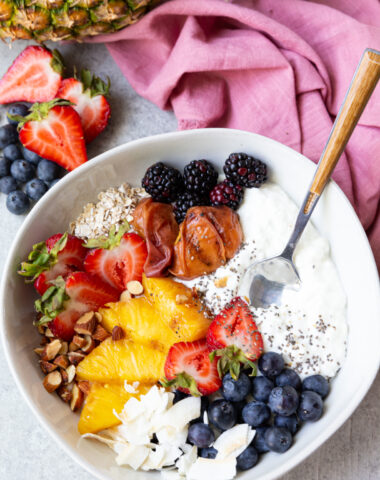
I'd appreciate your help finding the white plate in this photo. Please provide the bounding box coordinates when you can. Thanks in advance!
[1,129,380,480]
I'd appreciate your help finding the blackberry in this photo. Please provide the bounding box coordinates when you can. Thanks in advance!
[224,152,267,188]
[210,180,243,210]
[173,191,209,223]
[183,159,218,195]
[142,162,183,203]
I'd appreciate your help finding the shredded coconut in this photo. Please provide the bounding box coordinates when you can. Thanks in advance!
[70,183,148,239]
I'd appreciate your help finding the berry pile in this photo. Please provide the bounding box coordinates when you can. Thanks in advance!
[141,153,267,223]
[177,351,328,472]
[0,110,66,215]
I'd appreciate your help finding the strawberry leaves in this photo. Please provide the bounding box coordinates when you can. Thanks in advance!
[209,345,257,380]
[83,221,130,250]
[34,276,68,325]
[160,372,201,397]
[18,232,68,281]
[79,69,110,98]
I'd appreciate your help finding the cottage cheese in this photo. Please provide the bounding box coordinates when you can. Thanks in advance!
[186,183,347,378]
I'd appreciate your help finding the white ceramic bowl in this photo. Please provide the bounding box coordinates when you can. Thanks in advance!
[1,129,380,480]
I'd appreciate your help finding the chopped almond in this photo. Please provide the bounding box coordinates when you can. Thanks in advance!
[66,365,76,384]
[45,327,54,338]
[40,361,57,374]
[68,351,86,366]
[82,335,96,354]
[74,312,97,335]
[72,335,86,349]
[77,380,91,396]
[43,371,62,393]
[69,341,79,352]
[70,384,84,411]
[94,312,103,323]
[112,325,125,341]
[41,339,62,361]
[126,280,143,296]
[57,385,72,403]
[33,347,44,356]
[92,324,110,342]
[58,341,69,355]
[53,355,69,369]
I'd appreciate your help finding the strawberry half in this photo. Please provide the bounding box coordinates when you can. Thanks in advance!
[207,297,264,379]
[18,232,87,295]
[57,70,111,143]
[84,224,147,292]
[0,46,64,104]
[35,272,119,341]
[16,99,87,171]
[162,339,221,396]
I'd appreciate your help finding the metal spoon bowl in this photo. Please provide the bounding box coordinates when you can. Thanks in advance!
[240,48,380,309]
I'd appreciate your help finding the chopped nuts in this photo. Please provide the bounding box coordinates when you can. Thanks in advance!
[57,385,72,403]
[112,325,125,341]
[58,341,69,355]
[66,365,76,384]
[33,347,45,356]
[77,381,91,396]
[43,371,62,393]
[40,336,48,346]
[68,351,86,366]
[45,328,54,338]
[40,361,57,374]
[120,290,132,302]
[82,335,96,354]
[70,383,84,411]
[93,324,110,342]
[74,312,97,335]
[126,280,143,296]
[37,324,45,335]
[69,341,80,352]
[41,339,62,361]
[61,369,69,384]
[94,312,103,323]
[53,355,69,369]
[72,335,86,349]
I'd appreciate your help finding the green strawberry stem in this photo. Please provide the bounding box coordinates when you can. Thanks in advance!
[160,372,201,397]
[34,276,68,326]
[9,99,75,128]
[209,345,257,380]
[18,232,68,282]
[79,69,111,98]
[84,221,130,250]
[51,49,65,76]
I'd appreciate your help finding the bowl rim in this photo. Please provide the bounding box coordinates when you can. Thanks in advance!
[1,127,380,480]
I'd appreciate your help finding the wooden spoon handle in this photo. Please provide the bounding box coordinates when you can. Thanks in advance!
[304,49,380,212]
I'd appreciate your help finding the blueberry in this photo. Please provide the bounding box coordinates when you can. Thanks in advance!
[0,124,18,148]
[3,143,22,162]
[268,385,299,416]
[37,159,59,182]
[0,176,18,194]
[7,103,30,124]
[274,414,299,435]
[232,399,247,422]
[173,390,190,404]
[22,146,41,165]
[264,427,293,453]
[236,446,259,471]
[253,426,270,453]
[242,401,271,427]
[302,375,330,399]
[25,178,48,201]
[0,157,11,177]
[208,399,237,431]
[222,372,251,402]
[297,391,323,422]
[187,423,215,448]
[258,352,284,378]
[252,376,274,402]
[6,190,29,215]
[275,369,302,391]
[199,447,218,459]
[10,159,35,182]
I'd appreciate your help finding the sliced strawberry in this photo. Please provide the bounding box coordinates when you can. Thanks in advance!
[0,46,64,104]
[207,297,264,379]
[84,226,147,292]
[19,232,87,296]
[35,272,119,341]
[162,339,221,396]
[57,70,111,143]
[18,99,87,171]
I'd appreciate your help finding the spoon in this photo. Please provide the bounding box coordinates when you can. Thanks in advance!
[240,48,380,309]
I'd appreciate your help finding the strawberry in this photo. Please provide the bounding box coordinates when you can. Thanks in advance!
[15,99,87,171]
[35,272,119,341]
[57,70,111,143]
[207,297,264,379]
[19,232,87,295]
[83,223,147,292]
[0,46,64,104]
[161,339,221,396]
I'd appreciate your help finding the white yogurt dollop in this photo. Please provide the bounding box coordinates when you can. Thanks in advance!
[185,183,347,379]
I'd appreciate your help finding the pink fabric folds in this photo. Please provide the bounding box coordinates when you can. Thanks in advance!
[92,0,380,269]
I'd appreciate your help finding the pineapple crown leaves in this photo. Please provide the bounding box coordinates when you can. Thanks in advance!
[84,221,130,250]
[18,232,68,282]
[9,99,75,128]
[209,345,257,381]
[51,49,65,76]
[75,68,111,98]
[160,372,201,397]
[34,276,68,326]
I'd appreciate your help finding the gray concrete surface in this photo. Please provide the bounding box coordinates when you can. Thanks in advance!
[0,41,379,480]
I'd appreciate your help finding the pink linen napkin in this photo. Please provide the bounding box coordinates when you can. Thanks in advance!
[91,0,380,269]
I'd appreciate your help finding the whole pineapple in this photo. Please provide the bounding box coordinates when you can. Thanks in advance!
[0,0,160,42]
